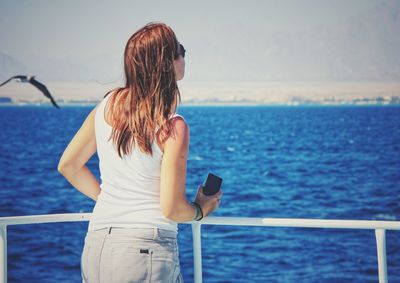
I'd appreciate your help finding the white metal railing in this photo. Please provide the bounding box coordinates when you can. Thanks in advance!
[1,214,399,283]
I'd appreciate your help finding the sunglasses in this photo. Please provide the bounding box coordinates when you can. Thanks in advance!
[176,43,186,59]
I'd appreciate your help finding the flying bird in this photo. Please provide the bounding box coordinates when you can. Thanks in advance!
[0,75,60,109]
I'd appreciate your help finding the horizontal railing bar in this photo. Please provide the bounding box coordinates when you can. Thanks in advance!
[0,213,91,226]
[200,217,400,230]
[1,214,399,230]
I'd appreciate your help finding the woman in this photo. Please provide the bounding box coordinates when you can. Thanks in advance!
[58,22,223,283]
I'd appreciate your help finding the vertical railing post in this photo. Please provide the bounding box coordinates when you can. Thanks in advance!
[191,223,202,283]
[0,225,7,283]
[375,229,388,283]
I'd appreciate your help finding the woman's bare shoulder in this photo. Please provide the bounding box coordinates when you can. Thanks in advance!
[157,116,189,153]
[170,116,189,137]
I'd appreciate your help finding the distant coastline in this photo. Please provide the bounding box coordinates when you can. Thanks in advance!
[1,80,400,107]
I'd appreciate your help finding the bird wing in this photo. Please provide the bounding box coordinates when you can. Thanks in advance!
[0,75,28,87]
[29,78,60,109]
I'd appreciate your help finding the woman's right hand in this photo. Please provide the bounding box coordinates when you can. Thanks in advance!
[194,185,223,218]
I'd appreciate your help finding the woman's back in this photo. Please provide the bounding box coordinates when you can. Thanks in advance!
[89,92,180,232]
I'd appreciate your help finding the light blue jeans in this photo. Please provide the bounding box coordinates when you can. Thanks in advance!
[81,227,183,283]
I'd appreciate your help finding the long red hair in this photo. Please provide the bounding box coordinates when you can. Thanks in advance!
[104,22,181,157]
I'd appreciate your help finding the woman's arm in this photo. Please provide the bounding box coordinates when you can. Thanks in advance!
[57,106,100,201]
[160,117,223,222]
[160,117,198,222]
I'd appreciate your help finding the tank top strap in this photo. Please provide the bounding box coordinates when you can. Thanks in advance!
[170,113,184,120]
[102,91,111,105]
[94,91,114,132]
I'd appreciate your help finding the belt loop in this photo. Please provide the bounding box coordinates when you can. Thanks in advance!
[108,227,112,234]
[153,227,159,240]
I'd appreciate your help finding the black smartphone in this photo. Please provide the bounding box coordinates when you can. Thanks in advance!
[203,173,223,196]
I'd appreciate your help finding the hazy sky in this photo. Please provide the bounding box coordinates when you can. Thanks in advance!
[1,0,399,83]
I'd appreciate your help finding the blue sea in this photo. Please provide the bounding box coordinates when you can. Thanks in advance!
[0,104,399,282]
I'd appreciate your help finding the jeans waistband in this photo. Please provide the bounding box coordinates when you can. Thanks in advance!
[87,227,177,240]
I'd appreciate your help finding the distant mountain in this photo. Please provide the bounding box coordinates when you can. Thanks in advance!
[1,1,399,83]
[0,52,31,80]
[190,0,400,81]
[0,51,123,83]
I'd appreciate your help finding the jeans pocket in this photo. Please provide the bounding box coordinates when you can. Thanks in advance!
[111,246,150,282]
[149,248,178,282]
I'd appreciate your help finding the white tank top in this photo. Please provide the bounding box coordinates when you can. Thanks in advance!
[88,93,182,233]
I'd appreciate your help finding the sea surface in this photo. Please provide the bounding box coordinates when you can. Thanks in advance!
[0,104,399,283]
